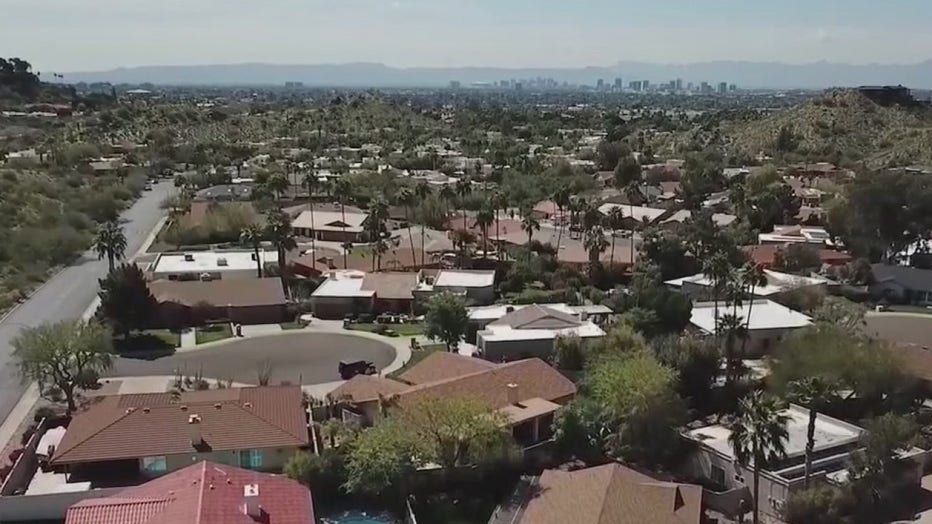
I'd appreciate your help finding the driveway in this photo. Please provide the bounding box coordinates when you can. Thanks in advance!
[0,181,175,423]
[107,332,397,386]
[866,312,932,348]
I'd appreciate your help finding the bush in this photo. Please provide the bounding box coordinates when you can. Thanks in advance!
[33,406,57,422]
[284,450,347,502]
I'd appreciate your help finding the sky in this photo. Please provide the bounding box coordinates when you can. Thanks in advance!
[3,0,932,72]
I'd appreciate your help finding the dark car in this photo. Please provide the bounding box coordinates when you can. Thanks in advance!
[339,360,376,380]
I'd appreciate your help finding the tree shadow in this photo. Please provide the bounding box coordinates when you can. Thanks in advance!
[113,333,177,360]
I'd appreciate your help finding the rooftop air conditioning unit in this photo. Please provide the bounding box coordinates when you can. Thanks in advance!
[183,253,195,262]
[251,253,258,261]
[217,257,228,267]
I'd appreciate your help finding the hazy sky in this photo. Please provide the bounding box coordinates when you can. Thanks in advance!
[3,0,931,72]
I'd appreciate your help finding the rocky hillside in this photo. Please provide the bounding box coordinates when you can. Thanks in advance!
[724,90,932,168]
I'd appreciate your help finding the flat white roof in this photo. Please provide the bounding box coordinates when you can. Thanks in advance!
[686,404,863,464]
[479,322,605,343]
[468,303,612,321]
[666,269,829,296]
[598,203,736,227]
[434,270,495,288]
[312,270,374,298]
[292,210,368,233]
[152,250,278,274]
[689,299,812,333]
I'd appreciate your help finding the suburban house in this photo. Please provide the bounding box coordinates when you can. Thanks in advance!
[665,269,830,302]
[50,387,309,480]
[148,250,280,281]
[310,270,418,319]
[489,219,639,269]
[683,405,924,521]
[468,303,613,331]
[474,304,607,361]
[688,300,812,356]
[328,353,576,449]
[870,264,932,305]
[149,278,288,326]
[291,209,369,243]
[743,244,852,269]
[414,269,496,305]
[64,461,314,524]
[194,184,253,202]
[508,463,703,524]
[597,203,737,229]
[758,225,836,246]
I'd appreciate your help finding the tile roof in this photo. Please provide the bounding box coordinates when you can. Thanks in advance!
[52,387,308,465]
[149,278,286,308]
[743,244,852,267]
[65,460,314,524]
[518,463,702,524]
[395,358,576,410]
[871,263,932,293]
[361,272,418,300]
[397,352,497,385]
[329,375,409,403]
[491,304,582,330]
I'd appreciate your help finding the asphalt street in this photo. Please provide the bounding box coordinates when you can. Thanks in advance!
[108,332,397,386]
[0,180,175,424]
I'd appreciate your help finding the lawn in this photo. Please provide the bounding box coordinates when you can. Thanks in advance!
[351,323,425,337]
[195,323,233,345]
[387,344,444,379]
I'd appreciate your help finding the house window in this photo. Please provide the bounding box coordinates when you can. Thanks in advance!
[711,464,726,486]
[142,456,167,474]
[239,449,263,469]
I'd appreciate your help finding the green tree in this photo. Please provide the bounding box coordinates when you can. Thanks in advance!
[94,219,127,272]
[475,203,495,258]
[729,391,790,524]
[788,376,839,487]
[847,413,919,522]
[333,178,353,269]
[415,182,432,266]
[552,397,613,463]
[366,195,390,271]
[343,419,417,496]
[652,334,719,409]
[774,244,822,274]
[613,154,641,188]
[455,177,472,231]
[284,449,347,501]
[396,187,418,267]
[584,225,609,279]
[13,320,114,413]
[520,208,540,246]
[265,209,297,292]
[424,292,468,351]
[239,223,265,278]
[302,171,320,256]
[552,185,571,251]
[605,207,625,269]
[97,263,157,339]
[552,335,586,371]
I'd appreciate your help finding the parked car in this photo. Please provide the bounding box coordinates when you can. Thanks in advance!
[339,360,376,380]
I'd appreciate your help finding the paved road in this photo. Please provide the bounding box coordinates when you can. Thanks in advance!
[107,333,397,386]
[865,312,932,348]
[0,181,175,423]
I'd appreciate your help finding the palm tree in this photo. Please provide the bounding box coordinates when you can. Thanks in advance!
[476,204,495,258]
[450,229,476,269]
[240,223,265,278]
[729,391,789,524]
[396,188,418,268]
[94,220,127,273]
[605,207,625,269]
[492,190,507,255]
[302,171,319,255]
[333,178,353,269]
[552,186,571,250]
[624,182,643,266]
[703,252,733,344]
[584,225,609,280]
[266,173,290,202]
[788,376,839,488]
[455,177,472,231]
[265,209,297,294]
[415,182,431,267]
[739,263,767,356]
[520,209,540,247]
[439,185,456,226]
[367,196,390,271]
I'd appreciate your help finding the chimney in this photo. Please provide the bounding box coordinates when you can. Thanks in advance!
[243,483,263,520]
[505,306,515,313]
[506,383,519,406]
[188,414,203,446]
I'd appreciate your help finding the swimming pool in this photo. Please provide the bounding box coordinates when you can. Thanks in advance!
[320,510,399,524]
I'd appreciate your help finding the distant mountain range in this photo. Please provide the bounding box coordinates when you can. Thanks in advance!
[58,60,932,89]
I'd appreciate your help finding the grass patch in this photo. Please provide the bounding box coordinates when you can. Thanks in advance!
[387,344,444,380]
[195,323,233,345]
[351,323,425,337]
[279,320,308,330]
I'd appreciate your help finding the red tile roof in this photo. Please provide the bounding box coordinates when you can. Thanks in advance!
[65,460,314,524]
[52,387,308,465]
[397,352,497,385]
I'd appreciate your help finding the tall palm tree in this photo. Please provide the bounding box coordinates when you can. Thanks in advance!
[729,391,789,524]
[702,252,733,344]
[605,207,625,269]
[739,263,767,356]
[455,176,472,231]
[492,190,507,255]
[624,182,643,266]
[302,171,319,256]
[266,173,290,203]
[414,182,431,267]
[439,185,456,227]
[333,178,353,269]
[788,376,839,488]
[265,209,297,294]
[367,196,390,271]
[520,209,540,247]
[584,225,609,280]
[552,186,571,250]
[94,220,127,273]
[476,204,495,258]
[396,188,418,268]
[240,223,265,278]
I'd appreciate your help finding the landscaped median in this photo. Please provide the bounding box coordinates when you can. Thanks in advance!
[347,323,425,337]
[195,323,233,345]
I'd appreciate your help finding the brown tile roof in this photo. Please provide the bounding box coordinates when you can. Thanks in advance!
[329,375,409,403]
[395,358,576,410]
[397,352,497,385]
[149,278,286,308]
[519,463,702,524]
[492,304,582,330]
[52,386,308,465]
[490,219,637,267]
[65,461,314,524]
[742,244,852,268]
[361,272,418,300]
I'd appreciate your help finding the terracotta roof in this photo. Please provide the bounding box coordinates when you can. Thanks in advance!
[492,304,582,330]
[397,352,497,385]
[65,460,314,524]
[149,278,286,308]
[743,244,852,268]
[329,375,409,403]
[518,463,702,524]
[395,358,576,410]
[490,219,637,267]
[52,387,308,465]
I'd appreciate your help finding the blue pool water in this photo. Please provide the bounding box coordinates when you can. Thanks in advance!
[320,510,398,524]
